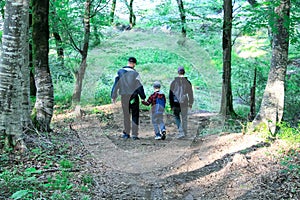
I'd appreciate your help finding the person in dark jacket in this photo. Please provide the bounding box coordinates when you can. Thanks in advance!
[111,57,146,140]
[169,66,194,139]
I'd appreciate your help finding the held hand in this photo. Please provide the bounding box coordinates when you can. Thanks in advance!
[141,99,147,105]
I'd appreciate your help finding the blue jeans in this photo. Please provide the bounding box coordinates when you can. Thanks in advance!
[173,106,188,134]
[151,113,166,136]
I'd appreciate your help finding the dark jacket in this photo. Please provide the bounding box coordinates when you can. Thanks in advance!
[111,66,146,100]
[169,76,194,108]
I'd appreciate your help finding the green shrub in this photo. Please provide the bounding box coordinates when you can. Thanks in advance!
[277,122,300,144]
[53,80,73,108]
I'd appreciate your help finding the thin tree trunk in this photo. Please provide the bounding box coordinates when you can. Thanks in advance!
[176,0,187,37]
[252,0,290,135]
[124,0,135,28]
[53,32,64,66]
[129,0,135,27]
[220,0,236,117]
[110,0,117,24]
[32,0,54,132]
[0,0,30,151]
[72,0,91,104]
[50,0,64,67]
[29,12,37,96]
[248,67,257,121]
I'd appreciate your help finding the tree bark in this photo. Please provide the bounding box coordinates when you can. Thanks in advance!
[176,0,187,37]
[0,0,30,151]
[32,0,54,132]
[248,67,257,121]
[124,0,135,28]
[110,0,117,24]
[72,0,91,104]
[252,0,290,135]
[220,0,236,117]
[129,0,136,27]
[50,0,64,67]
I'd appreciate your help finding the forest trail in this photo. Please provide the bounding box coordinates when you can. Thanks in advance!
[53,104,290,199]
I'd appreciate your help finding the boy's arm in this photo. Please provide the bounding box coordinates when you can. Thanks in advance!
[142,95,152,106]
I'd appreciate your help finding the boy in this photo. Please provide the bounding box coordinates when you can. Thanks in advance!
[142,81,166,140]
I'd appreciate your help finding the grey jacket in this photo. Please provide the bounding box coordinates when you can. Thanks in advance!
[111,66,146,100]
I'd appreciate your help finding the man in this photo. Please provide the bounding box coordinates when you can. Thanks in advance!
[169,66,194,139]
[111,57,146,140]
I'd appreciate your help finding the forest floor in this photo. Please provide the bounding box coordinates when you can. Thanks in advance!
[48,103,299,200]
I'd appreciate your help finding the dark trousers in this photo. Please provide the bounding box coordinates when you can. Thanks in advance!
[121,95,139,136]
[173,106,188,134]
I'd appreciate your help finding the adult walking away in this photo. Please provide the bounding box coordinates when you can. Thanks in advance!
[111,57,146,140]
[169,66,194,139]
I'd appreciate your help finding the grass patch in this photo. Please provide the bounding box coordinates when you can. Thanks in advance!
[85,31,221,111]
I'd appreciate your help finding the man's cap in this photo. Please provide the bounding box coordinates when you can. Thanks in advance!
[153,81,161,88]
[178,66,185,73]
[128,57,137,64]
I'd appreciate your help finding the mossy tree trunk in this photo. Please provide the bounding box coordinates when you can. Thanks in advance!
[252,0,290,135]
[0,0,30,151]
[32,0,54,132]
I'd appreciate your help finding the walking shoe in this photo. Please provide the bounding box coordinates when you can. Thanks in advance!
[155,135,162,140]
[161,131,166,140]
[176,132,185,139]
[121,133,130,139]
[132,136,140,140]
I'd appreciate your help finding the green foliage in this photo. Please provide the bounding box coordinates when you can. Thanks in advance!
[284,67,300,124]
[277,122,300,144]
[231,57,269,115]
[0,147,92,199]
[60,159,73,169]
[94,75,112,105]
[53,80,73,109]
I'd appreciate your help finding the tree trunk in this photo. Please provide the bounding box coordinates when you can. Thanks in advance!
[50,0,64,67]
[32,0,54,132]
[124,0,135,28]
[252,0,290,135]
[220,0,236,117]
[176,0,187,37]
[29,8,37,96]
[53,32,64,66]
[110,0,117,24]
[248,67,257,121]
[72,0,91,104]
[0,0,30,151]
[129,0,135,27]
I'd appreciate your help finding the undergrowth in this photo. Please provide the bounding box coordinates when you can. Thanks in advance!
[0,131,92,200]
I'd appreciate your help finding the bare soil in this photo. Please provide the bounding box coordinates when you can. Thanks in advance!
[51,103,299,200]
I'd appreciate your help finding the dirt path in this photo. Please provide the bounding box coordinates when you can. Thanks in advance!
[57,104,296,200]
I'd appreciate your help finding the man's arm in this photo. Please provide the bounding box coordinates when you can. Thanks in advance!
[111,76,120,103]
[169,82,175,109]
[187,80,194,107]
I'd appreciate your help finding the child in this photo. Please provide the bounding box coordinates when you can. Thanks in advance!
[142,81,166,140]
